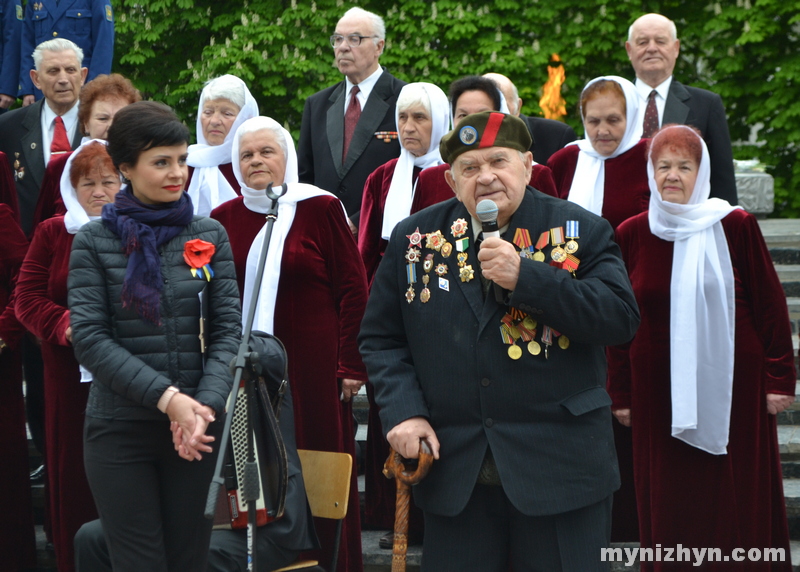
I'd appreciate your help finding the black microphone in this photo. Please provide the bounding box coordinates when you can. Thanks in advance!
[476,199,500,238]
[475,199,506,303]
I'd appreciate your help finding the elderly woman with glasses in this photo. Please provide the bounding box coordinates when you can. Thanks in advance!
[607,125,794,569]
[211,116,368,572]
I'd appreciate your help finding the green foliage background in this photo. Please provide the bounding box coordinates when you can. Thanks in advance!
[111,0,800,216]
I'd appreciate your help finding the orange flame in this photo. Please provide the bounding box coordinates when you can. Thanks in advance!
[539,54,567,121]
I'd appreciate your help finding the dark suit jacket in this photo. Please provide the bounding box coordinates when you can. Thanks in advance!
[0,99,81,235]
[297,69,406,222]
[519,113,577,166]
[359,189,640,517]
[663,80,738,205]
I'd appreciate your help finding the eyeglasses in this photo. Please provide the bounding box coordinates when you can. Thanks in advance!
[329,34,379,48]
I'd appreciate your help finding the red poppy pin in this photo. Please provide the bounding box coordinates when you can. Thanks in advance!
[183,239,216,281]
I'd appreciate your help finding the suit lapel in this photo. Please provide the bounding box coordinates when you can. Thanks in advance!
[20,100,45,190]
[326,82,346,176]
[663,80,690,125]
[341,70,392,176]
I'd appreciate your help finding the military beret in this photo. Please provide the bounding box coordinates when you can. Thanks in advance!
[439,111,532,164]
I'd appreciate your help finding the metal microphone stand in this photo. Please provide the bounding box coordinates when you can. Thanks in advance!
[205,182,288,572]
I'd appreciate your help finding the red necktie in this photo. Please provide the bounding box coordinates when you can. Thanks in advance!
[642,90,659,138]
[343,85,361,161]
[51,116,71,162]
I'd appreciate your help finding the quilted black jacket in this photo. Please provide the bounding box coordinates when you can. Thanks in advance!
[68,217,241,420]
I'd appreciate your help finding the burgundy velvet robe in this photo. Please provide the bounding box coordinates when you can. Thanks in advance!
[0,152,21,223]
[548,140,650,231]
[0,205,36,570]
[32,153,70,236]
[548,139,650,541]
[211,195,367,572]
[608,210,794,570]
[15,216,98,572]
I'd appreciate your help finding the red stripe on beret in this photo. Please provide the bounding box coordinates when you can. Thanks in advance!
[479,113,505,148]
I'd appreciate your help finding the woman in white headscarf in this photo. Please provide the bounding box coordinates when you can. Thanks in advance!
[186,74,259,216]
[548,75,649,230]
[359,82,452,287]
[608,125,794,570]
[15,140,119,572]
[210,116,368,572]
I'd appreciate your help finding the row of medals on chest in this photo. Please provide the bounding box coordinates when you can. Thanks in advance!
[403,218,582,360]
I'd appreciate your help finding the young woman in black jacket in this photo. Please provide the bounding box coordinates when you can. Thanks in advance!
[68,101,242,571]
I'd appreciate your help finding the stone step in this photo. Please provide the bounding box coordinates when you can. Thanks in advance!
[777,266,800,297]
[771,248,800,266]
[759,219,800,251]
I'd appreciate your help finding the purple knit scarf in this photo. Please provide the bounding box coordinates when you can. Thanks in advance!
[102,186,194,325]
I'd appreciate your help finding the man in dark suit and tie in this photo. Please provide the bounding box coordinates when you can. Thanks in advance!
[360,111,640,571]
[0,37,85,236]
[627,13,738,204]
[297,7,405,233]
[484,72,577,166]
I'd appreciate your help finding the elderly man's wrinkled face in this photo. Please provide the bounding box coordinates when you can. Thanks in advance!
[445,147,532,228]
[239,129,286,190]
[626,15,680,87]
[31,49,87,115]
[334,13,384,84]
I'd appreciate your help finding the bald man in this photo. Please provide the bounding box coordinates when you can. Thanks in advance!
[483,72,576,166]
[626,13,737,204]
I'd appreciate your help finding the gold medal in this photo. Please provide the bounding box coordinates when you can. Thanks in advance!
[523,316,537,330]
[459,265,474,282]
[558,335,570,349]
[532,251,545,262]
[435,263,448,276]
[405,285,415,303]
[565,240,579,254]
[441,242,453,258]
[551,246,567,263]
[528,341,541,355]
[565,220,579,255]
[457,252,468,267]
[420,288,430,303]
[508,344,523,360]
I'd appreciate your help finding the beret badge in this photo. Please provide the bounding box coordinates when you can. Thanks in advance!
[459,126,478,146]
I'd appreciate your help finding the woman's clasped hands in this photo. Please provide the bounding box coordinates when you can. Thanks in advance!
[167,393,217,461]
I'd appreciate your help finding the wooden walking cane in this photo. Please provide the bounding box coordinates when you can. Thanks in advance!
[383,440,434,572]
